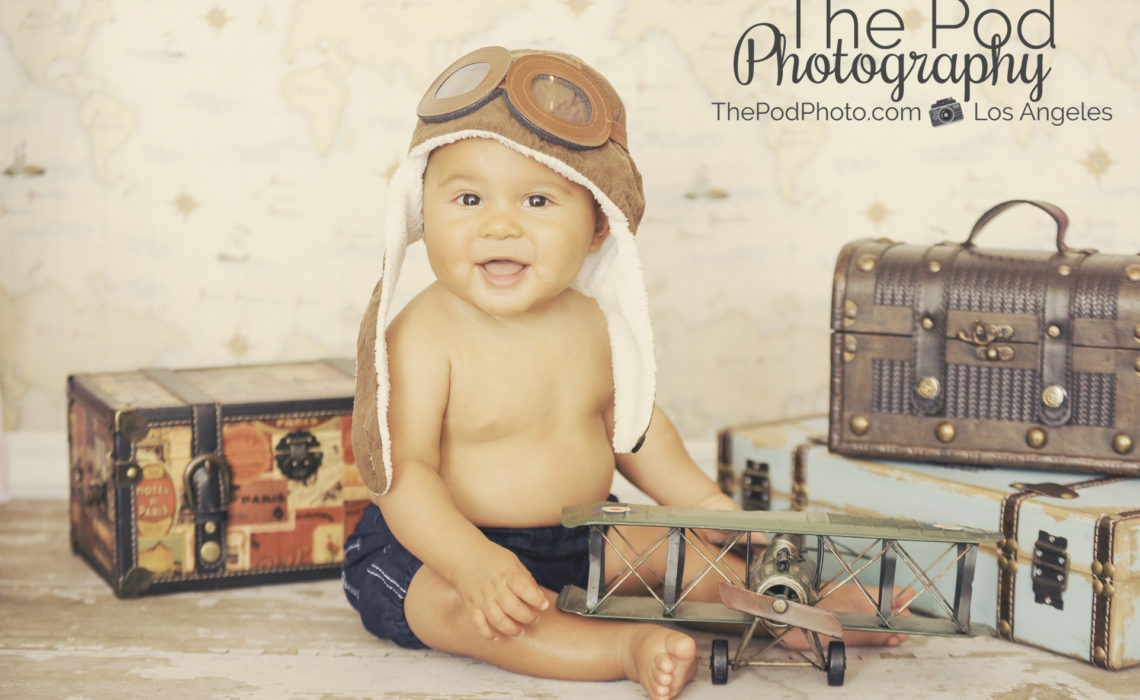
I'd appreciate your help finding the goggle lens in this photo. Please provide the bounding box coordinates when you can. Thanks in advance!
[529,74,593,125]
[435,62,493,100]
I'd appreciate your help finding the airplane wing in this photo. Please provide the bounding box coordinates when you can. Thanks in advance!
[562,502,1001,544]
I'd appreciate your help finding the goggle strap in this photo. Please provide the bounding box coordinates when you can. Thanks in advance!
[608,119,628,151]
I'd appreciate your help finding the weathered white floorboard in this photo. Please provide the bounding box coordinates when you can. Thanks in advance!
[2,499,1138,700]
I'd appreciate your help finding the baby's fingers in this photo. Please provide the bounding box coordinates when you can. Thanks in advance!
[510,576,550,614]
[469,608,498,641]
[498,583,548,630]
[484,601,524,638]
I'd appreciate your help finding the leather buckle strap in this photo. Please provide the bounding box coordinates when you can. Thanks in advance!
[1038,253,1084,427]
[911,244,962,416]
[141,368,232,573]
[184,454,231,573]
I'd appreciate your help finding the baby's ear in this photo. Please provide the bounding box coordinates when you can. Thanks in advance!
[589,201,610,252]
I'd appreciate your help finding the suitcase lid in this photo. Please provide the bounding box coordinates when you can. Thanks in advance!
[790,429,1140,582]
[70,359,355,414]
[733,418,1139,580]
[831,238,1140,352]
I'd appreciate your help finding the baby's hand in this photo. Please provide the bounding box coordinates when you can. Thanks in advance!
[691,492,739,513]
[690,491,756,545]
[450,543,549,640]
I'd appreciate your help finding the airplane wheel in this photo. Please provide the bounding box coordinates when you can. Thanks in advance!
[826,641,846,687]
[710,638,729,685]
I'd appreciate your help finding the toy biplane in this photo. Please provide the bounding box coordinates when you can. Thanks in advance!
[556,502,1000,686]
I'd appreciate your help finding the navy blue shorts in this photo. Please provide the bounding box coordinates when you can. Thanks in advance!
[342,503,601,649]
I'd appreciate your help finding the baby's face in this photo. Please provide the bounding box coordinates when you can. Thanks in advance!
[421,138,608,319]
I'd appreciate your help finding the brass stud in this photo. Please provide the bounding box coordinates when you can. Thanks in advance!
[857,255,877,273]
[1026,428,1047,449]
[1134,324,1140,342]
[1113,434,1134,455]
[1041,384,1067,408]
[935,421,957,443]
[204,521,218,535]
[125,466,140,481]
[1047,324,1062,338]
[850,414,870,436]
[921,316,935,330]
[200,541,222,563]
[1134,356,1140,374]
[928,261,942,273]
[844,336,858,353]
[998,620,1011,637]
[1103,562,1116,579]
[986,347,999,360]
[1103,582,1116,598]
[1093,647,1107,665]
[115,410,151,443]
[915,376,941,400]
[844,300,858,328]
[772,598,789,614]
[1058,264,1072,277]
[1092,561,1103,576]
[1093,578,1104,595]
[1126,264,1140,282]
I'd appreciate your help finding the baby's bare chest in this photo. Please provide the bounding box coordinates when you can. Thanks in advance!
[444,322,613,433]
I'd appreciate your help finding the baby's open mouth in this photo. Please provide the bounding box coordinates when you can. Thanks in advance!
[479,259,528,283]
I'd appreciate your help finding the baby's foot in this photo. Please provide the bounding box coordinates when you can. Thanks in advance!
[623,626,697,700]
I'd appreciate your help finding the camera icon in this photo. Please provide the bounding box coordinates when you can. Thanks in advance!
[930,98,964,127]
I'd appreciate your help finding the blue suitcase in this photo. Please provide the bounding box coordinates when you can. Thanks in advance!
[717,417,1140,670]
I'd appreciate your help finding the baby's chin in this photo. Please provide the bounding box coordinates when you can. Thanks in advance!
[468,284,573,319]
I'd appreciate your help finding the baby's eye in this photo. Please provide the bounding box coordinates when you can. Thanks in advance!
[524,195,549,208]
[456,193,480,206]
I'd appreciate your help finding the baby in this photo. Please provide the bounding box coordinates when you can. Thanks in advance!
[342,47,899,700]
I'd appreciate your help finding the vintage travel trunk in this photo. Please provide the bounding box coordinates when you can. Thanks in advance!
[717,417,1140,670]
[67,359,372,597]
[829,200,1140,475]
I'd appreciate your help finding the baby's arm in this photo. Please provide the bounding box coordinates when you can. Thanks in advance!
[615,405,737,512]
[375,308,549,640]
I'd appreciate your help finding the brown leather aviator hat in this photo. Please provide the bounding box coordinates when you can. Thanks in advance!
[352,46,654,495]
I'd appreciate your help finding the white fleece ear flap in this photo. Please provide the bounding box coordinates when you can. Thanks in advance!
[372,131,656,486]
[370,148,429,492]
[574,229,656,452]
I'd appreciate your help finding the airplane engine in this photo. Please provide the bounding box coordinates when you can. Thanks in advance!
[751,534,818,608]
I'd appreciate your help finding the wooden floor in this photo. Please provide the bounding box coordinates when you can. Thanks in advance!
[3,498,1139,700]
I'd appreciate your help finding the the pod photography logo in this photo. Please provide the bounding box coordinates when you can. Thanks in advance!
[716,0,1114,129]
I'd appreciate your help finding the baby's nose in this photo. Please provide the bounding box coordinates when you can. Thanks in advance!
[479,210,523,239]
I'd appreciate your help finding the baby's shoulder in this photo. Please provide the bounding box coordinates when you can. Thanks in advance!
[385,284,453,351]
[555,289,609,336]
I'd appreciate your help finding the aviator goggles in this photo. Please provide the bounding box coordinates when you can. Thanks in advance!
[417,46,627,151]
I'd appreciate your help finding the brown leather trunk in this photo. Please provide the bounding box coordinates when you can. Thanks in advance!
[829,200,1140,475]
[67,359,368,597]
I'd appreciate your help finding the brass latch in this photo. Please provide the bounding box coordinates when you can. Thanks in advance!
[741,459,771,511]
[1032,530,1068,610]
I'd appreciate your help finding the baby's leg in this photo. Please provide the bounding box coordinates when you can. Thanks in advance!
[404,564,698,700]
